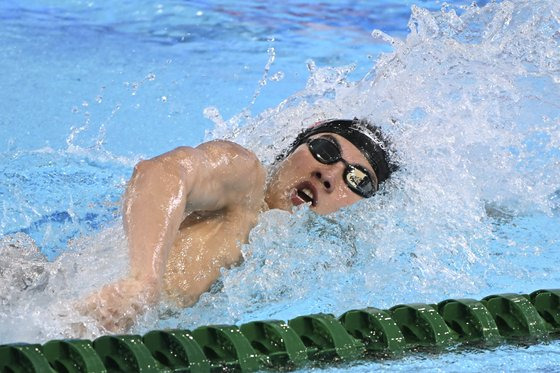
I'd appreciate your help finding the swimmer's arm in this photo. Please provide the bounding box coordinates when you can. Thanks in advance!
[123,140,266,295]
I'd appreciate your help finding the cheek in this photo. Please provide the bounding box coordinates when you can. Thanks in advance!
[281,154,313,181]
[333,180,362,203]
[316,185,362,214]
[269,155,310,195]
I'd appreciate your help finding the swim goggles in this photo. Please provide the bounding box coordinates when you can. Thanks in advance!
[307,136,378,198]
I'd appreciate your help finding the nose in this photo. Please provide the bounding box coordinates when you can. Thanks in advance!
[312,164,343,193]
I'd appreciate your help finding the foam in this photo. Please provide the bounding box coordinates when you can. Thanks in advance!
[184,0,560,327]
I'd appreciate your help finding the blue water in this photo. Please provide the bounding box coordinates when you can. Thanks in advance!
[1,0,560,371]
[0,0,432,257]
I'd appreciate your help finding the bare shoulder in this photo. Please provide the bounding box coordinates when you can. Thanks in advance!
[148,141,263,175]
[163,140,266,212]
[196,140,260,164]
[197,141,265,181]
[156,140,258,164]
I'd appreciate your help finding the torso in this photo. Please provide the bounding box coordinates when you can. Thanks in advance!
[163,201,263,307]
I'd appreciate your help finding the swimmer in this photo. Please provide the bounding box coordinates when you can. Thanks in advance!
[81,118,396,332]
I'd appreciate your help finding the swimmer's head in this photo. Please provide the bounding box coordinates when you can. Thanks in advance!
[265,118,397,214]
[283,118,396,185]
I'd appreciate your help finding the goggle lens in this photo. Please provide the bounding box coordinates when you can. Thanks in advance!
[307,137,340,164]
[344,165,376,197]
[307,137,377,198]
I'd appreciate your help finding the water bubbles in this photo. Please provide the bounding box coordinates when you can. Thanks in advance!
[203,106,221,121]
[269,71,284,82]
[371,29,401,47]
[306,59,316,72]
[203,106,227,135]
[195,0,560,326]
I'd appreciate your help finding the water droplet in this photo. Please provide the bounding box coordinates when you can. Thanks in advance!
[306,59,316,72]
[269,71,284,82]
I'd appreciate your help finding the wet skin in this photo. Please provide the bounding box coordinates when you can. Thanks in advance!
[82,134,376,331]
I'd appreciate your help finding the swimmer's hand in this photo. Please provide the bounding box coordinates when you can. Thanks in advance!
[78,277,158,333]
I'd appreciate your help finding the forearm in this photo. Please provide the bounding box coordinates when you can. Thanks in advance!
[123,156,191,290]
[80,157,191,331]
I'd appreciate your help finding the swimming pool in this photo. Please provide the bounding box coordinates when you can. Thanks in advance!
[1,0,559,370]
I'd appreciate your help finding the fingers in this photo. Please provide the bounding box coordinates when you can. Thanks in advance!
[74,278,156,334]
[75,288,129,333]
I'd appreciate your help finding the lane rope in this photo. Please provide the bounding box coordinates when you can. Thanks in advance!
[1,289,559,372]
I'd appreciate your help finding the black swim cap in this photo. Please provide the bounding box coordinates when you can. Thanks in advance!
[283,118,396,186]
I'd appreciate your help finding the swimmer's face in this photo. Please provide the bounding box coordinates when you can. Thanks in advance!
[265,133,378,215]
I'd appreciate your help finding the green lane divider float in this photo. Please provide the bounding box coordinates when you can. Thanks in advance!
[1,289,559,372]
[240,320,308,367]
[143,329,210,372]
[43,340,106,373]
[191,324,263,371]
[93,335,163,372]
[389,303,456,348]
[339,307,406,354]
[529,289,560,332]
[437,298,502,344]
[0,344,55,373]
[482,293,549,339]
[288,313,364,361]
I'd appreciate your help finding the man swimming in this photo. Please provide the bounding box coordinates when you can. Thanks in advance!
[82,118,396,331]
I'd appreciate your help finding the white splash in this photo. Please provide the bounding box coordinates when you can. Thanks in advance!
[0,227,129,343]
[183,0,560,327]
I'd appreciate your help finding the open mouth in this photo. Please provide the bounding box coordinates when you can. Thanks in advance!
[290,182,317,207]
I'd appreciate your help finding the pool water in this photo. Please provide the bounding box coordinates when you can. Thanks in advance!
[1,0,560,371]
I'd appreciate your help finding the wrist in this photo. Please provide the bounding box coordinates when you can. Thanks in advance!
[130,272,160,290]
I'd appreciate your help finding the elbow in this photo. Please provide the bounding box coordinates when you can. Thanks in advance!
[133,159,152,175]
[131,158,167,181]
[129,160,155,185]
[133,146,196,176]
